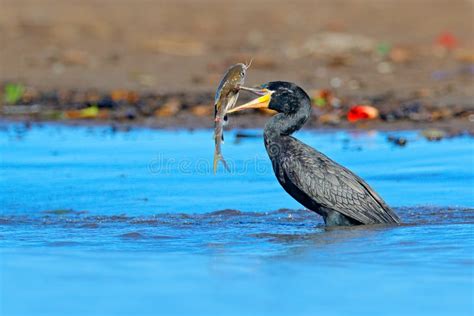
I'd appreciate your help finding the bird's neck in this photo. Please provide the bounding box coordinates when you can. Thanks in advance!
[264,107,310,143]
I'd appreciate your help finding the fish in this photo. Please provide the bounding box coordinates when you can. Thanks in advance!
[213,62,250,173]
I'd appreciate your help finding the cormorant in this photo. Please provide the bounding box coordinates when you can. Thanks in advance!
[229,81,401,226]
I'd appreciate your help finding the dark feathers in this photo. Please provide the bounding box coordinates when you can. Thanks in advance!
[273,136,400,225]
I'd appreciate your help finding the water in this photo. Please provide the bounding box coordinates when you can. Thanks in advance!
[1,123,473,315]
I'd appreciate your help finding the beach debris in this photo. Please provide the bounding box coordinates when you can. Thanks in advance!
[213,63,249,173]
[4,83,25,104]
[1,83,469,133]
[403,102,431,121]
[114,107,137,121]
[311,89,341,108]
[376,42,391,57]
[430,108,453,121]
[389,47,412,64]
[70,106,98,119]
[387,135,407,147]
[191,104,212,117]
[235,131,261,139]
[96,96,117,109]
[421,129,446,141]
[85,90,101,105]
[63,105,109,119]
[154,98,181,117]
[347,105,379,122]
[313,91,328,107]
[380,101,432,122]
[455,50,474,63]
[2,104,41,115]
[128,108,139,120]
[234,131,262,143]
[21,87,40,104]
[111,90,139,104]
[375,43,412,64]
[436,32,458,50]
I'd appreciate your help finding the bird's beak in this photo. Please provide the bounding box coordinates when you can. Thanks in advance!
[228,88,274,113]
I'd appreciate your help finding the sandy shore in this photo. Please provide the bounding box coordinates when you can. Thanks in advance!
[1,0,473,132]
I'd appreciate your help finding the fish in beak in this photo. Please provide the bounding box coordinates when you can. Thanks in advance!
[227,88,274,113]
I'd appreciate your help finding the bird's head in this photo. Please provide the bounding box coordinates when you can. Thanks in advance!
[228,81,310,115]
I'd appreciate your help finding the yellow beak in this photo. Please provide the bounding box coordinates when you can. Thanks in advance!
[227,89,274,113]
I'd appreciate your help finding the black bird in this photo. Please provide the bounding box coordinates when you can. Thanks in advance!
[229,82,401,226]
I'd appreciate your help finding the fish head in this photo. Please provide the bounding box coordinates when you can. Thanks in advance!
[224,63,247,87]
[214,63,248,106]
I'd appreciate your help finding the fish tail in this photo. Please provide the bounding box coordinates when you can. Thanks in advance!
[213,152,219,174]
[213,152,230,174]
[220,156,230,172]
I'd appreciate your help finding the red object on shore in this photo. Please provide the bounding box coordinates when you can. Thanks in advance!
[347,105,379,122]
[436,32,458,49]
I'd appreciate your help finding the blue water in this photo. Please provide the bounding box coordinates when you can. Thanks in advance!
[1,123,473,315]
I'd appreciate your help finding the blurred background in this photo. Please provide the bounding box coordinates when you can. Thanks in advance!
[1,0,473,130]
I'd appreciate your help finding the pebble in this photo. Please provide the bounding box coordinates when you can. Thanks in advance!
[421,129,446,141]
[387,135,407,147]
[155,98,181,117]
[190,105,212,117]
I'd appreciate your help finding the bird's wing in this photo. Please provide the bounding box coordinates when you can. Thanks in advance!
[280,139,400,224]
